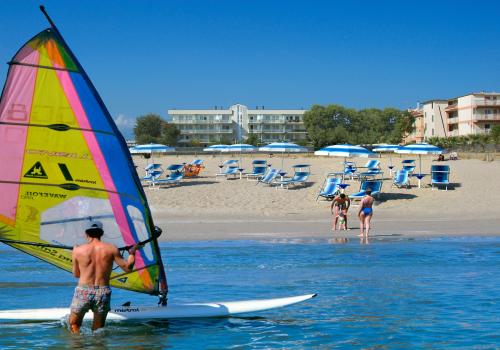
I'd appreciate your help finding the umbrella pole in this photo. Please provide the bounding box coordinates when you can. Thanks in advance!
[419,155,422,175]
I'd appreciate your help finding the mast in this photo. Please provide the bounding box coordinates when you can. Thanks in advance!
[37,6,169,302]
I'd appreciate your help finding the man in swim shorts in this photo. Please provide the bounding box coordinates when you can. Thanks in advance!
[69,221,138,334]
[358,188,374,237]
[331,193,351,230]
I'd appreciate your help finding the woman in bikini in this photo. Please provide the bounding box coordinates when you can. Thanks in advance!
[358,188,374,237]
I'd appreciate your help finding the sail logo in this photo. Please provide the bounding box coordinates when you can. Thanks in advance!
[24,162,48,179]
[117,277,128,283]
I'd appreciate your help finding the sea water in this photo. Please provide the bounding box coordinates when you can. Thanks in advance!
[0,236,499,349]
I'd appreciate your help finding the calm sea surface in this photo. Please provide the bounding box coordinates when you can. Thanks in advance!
[0,236,499,349]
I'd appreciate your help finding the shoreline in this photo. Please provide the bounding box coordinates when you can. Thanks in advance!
[154,213,500,242]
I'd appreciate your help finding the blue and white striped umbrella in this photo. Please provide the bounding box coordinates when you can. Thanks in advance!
[259,142,307,153]
[314,144,373,180]
[395,143,443,175]
[203,144,229,152]
[314,144,373,158]
[130,143,175,154]
[223,144,257,152]
[395,143,443,155]
[223,144,256,169]
[259,142,308,169]
[372,144,401,152]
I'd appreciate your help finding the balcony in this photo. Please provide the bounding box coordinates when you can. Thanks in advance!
[180,129,233,134]
[474,98,500,107]
[448,117,459,124]
[173,119,232,124]
[448,130,459,137]
[473,114,500,122]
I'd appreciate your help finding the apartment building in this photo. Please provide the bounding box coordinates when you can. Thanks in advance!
[406,92,499,142]
[445,92,500,137]
[168,104,307,146]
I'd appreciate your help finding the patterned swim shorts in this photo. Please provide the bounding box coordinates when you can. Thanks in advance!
[70,285,112,314]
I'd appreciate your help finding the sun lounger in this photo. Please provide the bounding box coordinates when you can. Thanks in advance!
[246,166,267,181]
[349,180,383,202]
[359,159,380,170]
[183,159,205,177]
[216,165,239,179]
[151,164,184,187]
[316,177,341,201]
[257,168,278,185]
[156,171,184,187]
[431,165,450,190]
[392,170,410,189]
[275,171,310,189]
[402,165,416,175]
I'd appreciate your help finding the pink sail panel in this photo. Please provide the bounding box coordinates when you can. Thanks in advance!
[0,48,39,225]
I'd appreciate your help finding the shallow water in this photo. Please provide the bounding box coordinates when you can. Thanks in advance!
[0,236,499,349]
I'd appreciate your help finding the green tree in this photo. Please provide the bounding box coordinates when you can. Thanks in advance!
[490,125,500,145]
[134,114,163,144]
[134,113,180,145]
[160,122,180,146]
[303,104,414,148]
[245,133,259,146]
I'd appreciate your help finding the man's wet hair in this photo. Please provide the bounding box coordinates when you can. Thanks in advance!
[339,193,346,199]
[365,188,372,195]
[86,227,104,238]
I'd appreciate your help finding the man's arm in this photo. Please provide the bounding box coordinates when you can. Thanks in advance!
[113,245,138,273]
[72,248,80,278]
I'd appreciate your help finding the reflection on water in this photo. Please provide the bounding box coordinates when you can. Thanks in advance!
[0,237,499,349]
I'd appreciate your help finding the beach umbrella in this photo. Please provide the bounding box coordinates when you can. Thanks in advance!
[314,144,373,180]
[222,144,256,169]
[259,142,307,170]
[130,143,175,154]
[129,143,175,163]
[395,143,443,175]
[203,144,229,152]
[372,144,401,172]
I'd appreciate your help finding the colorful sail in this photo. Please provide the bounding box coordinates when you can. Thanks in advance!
[0,19,167,297]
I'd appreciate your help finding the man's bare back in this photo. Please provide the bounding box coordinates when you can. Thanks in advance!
[72,241,133,286]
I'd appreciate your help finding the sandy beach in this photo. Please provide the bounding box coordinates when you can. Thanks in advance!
[133,154,500,241]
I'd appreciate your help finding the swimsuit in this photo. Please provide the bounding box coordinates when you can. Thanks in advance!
[361,207,373,216]
[70,285,112,314]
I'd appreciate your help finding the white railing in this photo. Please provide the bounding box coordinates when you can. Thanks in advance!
[473,114,500,121]
[448,130,459,137]
[448,117,459,124]
[474,99,500,106]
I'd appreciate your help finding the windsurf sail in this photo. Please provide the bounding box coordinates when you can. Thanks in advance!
[0,7,168,299]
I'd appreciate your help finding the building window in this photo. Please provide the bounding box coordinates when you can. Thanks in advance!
[431,114,434,122]
[432,128,434,136]
[485,124,491,130]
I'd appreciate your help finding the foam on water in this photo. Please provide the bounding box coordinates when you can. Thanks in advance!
[0,237,499,349]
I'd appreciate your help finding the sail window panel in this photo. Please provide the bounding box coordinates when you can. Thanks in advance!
[127,205,154,262]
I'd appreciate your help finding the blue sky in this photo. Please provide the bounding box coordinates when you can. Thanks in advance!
[0,0,499,138]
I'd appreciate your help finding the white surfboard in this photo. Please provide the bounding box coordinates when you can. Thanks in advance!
[0,294,316,321]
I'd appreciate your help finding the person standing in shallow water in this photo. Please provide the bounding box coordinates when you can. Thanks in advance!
[358,188,374,237]
[69,221,138,334]
[330,193,351,231]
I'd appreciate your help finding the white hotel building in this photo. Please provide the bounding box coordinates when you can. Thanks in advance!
[168,104,308,146]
